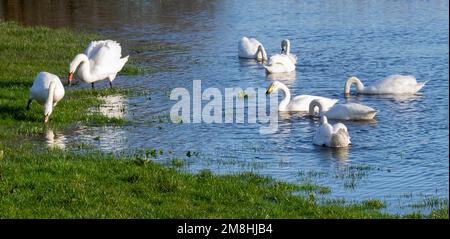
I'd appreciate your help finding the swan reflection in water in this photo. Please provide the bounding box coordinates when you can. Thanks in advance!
[45,128,66,149]
[97,95,127,119]
[317,146,350,164]
[267,71,297,82]
[352,93,422,104]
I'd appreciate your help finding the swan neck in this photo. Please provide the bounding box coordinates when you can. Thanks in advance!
[45,82,56,115]
[257,45,268,61]
[278,84,291,111]
[309,100,323,116]
[345,77,365,94]
[78,55,92,82]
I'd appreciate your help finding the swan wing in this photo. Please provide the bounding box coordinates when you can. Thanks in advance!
[289,95,319,111]
[265,54,296,73]
[289,95,338,112]
[330,128,351,147]
[30,72,64,104]
[269,54,295,65]
[326,103,376,120]
[332,123,349,135]
[85,40,127,76]
[288,54,297,64]
[369,75,422,94]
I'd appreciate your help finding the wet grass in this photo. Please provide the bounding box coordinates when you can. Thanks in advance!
[0,146,438,219]
[411,197,449,210]
[0,22,448,219]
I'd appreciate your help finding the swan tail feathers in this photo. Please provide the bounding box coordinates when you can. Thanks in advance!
[416,80,428,92]
[117,55,129,72]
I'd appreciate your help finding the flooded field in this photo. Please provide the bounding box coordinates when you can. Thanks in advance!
[1,0,448,214]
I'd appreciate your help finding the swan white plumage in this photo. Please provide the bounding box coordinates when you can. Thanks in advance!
[344,75,427,95]
[264,39,297,74]
[69,40,129,89]
[280,39,297,64]
[313,116,351,148]
[238,37,268,62]
[27,72,65,123]
[266,81,338,112]
[309,99,377,120]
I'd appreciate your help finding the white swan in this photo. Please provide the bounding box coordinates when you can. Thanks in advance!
[266,81,338,112]
[238,37,268,62]
[309,99,377,120]
[69,40,129,89]
[264,39,297,74]
[344,75,427,95]
[280,39,297,64]
[313,116,351,148]
[27,72,65,123]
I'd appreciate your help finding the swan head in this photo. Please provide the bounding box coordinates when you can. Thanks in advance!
[266,81,284,95]
[68,54,88,85]
[281,39,290,54]
[344,76,364,96]
[44,107,52,124]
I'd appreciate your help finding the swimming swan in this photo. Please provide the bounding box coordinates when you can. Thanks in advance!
[344,75,427,95]
[309,99,377,120]
[238,37,268,62]
[266,81,338,112]
[264,39,297,74]
[69,40,129,89]
[27,72,65,124]
[280,39,297,64]
[313,116,351,148]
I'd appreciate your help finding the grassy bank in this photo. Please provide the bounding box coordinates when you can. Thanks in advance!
[0,22,130,139]
[0,22,447,219]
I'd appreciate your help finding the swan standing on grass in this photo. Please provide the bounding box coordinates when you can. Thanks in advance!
[266,81,338,112]
[69,40,129,89]
[238,37,268,62]
[264,39,297,74]
[309,99,377,120]
[27,72,65,124]
[344,75,427,95]
[313,116,351,148]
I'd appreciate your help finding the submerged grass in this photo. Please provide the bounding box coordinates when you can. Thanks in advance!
[0,22,448,219]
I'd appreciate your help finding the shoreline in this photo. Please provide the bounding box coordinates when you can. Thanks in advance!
[0,21,447,219]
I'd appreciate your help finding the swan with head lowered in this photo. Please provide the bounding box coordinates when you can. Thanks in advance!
[266,81,338,112]
[69,40,129,89]
[264,39,297,74]
[238,37,268,62]
[344,75,427,96]
[313,116,351,148]
[309,99,377,120]
[27,72,65,124]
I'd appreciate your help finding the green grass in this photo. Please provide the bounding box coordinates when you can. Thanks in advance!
[0,22,448,219]
[0,22,131,136]
[0,147,400,219]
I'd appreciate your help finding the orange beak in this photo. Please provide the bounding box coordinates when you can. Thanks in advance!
[44,115,49,124]
[68,72,73,86]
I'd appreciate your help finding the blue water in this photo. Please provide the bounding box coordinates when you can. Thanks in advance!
[1,0,448,214]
